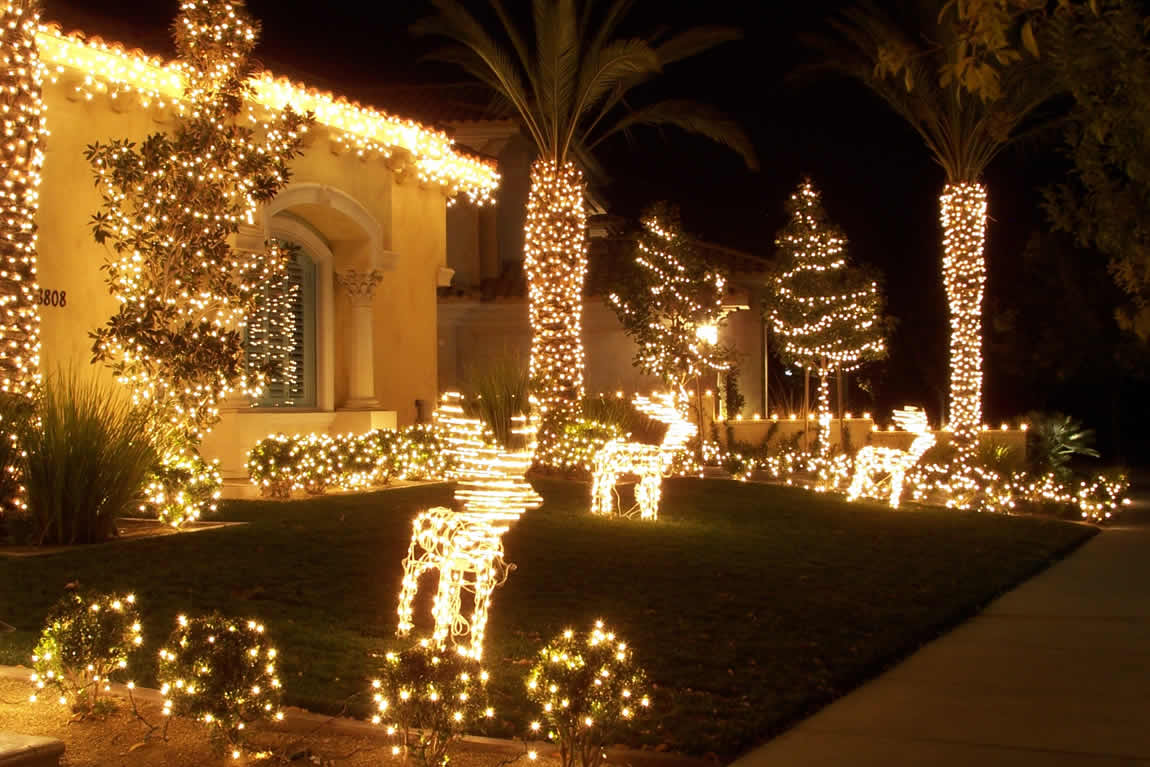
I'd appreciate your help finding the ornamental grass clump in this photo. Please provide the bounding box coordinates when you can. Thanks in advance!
[23,372,158,544]
[526,621,650,767]
[371,641,494,767]
[157,613,283,753]
[30,590,143,715]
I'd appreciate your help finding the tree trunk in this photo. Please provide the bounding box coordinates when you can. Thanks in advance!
[802,367,810,451]
[940,182,987,465]
[816,362,830,462]
[524,159,587,460]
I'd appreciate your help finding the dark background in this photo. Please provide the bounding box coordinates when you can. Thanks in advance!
[46,0,1150,463]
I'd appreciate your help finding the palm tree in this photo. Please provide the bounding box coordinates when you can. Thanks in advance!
[812,1,1053,463]
[413,0,757,454]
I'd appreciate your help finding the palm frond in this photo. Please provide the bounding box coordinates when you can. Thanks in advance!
[653,26,742,67]
[565,38,660,156]
[592,99,759,170]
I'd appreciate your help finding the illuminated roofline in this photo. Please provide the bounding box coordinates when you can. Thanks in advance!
[34,23,501,204]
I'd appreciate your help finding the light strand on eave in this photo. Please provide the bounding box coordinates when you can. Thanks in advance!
[32,25,500,204]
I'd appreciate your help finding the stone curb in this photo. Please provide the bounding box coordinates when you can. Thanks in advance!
[0,666,708,767]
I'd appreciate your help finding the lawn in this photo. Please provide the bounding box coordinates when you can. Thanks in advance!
[0,479,1093,759]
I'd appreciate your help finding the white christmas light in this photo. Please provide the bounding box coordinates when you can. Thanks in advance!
[846,407,935,509]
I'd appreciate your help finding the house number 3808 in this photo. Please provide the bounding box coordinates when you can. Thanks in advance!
[39,289,66,307]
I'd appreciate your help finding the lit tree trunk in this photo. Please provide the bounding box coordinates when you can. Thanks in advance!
[815,366,831,463]
[0,0,44,400]
[524,159,587,457]
[0,0,45,514]
[940,182,987,465]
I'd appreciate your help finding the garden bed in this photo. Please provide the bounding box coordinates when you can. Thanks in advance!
[0,519,245,557]
[0,480,1095,760]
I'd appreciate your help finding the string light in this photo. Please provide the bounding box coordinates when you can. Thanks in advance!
[846,408,935,509]
[940,182,987,467]
[246,424,452,497]
[397,393,541,659]
[607,205,729,390]
[590,392,695,520]
[0,0,45,515]
[769,179,886,474]
[525,161,587,454]
[85,0,312,442]
[32,24,498,203]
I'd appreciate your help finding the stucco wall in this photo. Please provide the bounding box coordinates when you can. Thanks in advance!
[36,74,450,476]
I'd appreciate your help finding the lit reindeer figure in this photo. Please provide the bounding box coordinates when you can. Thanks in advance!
[396,393,541,658]
[590,391,696,520]
[847,407,935,509]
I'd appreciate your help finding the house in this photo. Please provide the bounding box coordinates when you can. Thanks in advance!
[30,24,499,478]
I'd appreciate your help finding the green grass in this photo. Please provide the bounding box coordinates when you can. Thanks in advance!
[0,479,1093,759]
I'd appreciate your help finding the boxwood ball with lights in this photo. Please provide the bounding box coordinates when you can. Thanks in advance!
[526,621,650,767]
[371,641,493,767]
[157,613,283,752]
[30,591,143,714]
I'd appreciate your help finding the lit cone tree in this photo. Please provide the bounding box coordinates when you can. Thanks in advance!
[413,0,757,461]
[0,0,45,514]
[608,202,728,413]
[814,0,1054,468]
[768,179,887,468]
[87,0,312,443]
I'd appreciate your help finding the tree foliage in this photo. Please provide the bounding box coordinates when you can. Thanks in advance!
[608,203,730,391]
[86,0,313,440]
[412,0,758,171]
[768,179,888,376]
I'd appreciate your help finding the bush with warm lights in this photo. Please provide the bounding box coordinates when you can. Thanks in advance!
[140,449,222,527]
[30,590,143,715]
[157,613,283,752]
[370,640,493,767]
[246,434,300,498]
[526,622,650,767]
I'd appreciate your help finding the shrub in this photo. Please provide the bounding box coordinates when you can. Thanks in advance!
[581,396,665,445]
[30,590,143,714]
[526,622,650,767]
[1025,411,1100,475]
[140,450,222,526]
[23,373,158,544]
[462,352,531,448]
[371,641,493,767]
[157,613,283,752]
[245,434,299,498]
[395,425,454,480]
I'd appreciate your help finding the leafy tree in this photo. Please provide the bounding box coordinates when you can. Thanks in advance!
[608,203,729,393]
[768,179,887,458]
[412,0,757,457]
[86,0,312,442]
[1040,0,1150,339]
[811,0,1055,462]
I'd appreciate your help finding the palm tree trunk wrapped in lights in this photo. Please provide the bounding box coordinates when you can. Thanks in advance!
[814,1,1055,473]
[525,160,587,429]
[940,182,987,460]
[414,0,758,461]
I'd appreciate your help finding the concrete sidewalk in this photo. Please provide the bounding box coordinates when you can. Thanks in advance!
[732,527,1150,766]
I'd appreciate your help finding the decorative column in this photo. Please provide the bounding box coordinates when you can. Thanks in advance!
[336,269,383,408]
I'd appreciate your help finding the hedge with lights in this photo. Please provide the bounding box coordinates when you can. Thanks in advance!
[371,641,493,767]
[86,0,314,443]
[246,425,454,498]
[30,590,142,715]
[526,622,650,767]
[157,613,283,752]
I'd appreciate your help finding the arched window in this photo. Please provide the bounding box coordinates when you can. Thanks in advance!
[246,243,317,407]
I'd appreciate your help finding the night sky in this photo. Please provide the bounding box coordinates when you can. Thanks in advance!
[46,0,1146,460]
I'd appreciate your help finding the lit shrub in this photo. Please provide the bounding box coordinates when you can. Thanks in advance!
[140,450,222,526]
[526,621,650,767]
[545,418,625,474]
[30,590,143,714]
[157,613,283,752]
[294,433,340,495]
[245,434,300,498]
[395,425,453,480]
[371,641,493,767]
